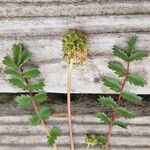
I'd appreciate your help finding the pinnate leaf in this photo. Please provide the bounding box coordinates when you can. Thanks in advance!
[117,107,134,119]
[15,95,32,107]
[22,68,40,78]
[34,92,48,103]
[122,91,142,104]
[102,77,120,92]
[113,46,128,62]
[112,120,127,129]
[97,112,111,124]
[98,96,117,109]
[128,73,147,87]
[108,61,125,77]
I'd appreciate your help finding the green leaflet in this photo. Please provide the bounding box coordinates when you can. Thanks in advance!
[9,77,27,90]
[47,127,61,146]
[3,56,18,69]
[19,50,32,66]
[98,96,117,109]
[112,120,127,129]
[29,114,41,126]
[102,77,120,92]
[22,68,40,78]
[117,107,134,119]
[108,61,125,77]
[39,106,53,119]
[27,81,45,91]
[127,35,137,56]
[5,67,21,77]
[97,135,106,146]
[113,46,129,62]
[12,44,22,65]
[128,73,147,87]
[97,112,111,124]
[129,51,148,61]
[15,95,32,107]
[34,92,48,103]
[122,91,142,104]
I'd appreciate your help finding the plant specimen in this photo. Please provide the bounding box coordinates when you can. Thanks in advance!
[62,29,88,150]
[85,35,148,149]
[3,44,60,150]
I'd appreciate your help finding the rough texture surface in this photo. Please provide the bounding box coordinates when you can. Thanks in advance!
[0,0,150,93]
[0,94,150,150]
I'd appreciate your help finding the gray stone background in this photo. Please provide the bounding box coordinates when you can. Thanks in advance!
[0,0,150,150]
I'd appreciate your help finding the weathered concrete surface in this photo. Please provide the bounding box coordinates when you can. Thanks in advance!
[1,1,150,17]
[0,94,150,150]
[1,15,150,37]
[0,0,150,93]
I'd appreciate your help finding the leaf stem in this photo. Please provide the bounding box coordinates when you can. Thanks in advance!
[67,58,75,150]
[20,67,58,150]
[105,61,130,149]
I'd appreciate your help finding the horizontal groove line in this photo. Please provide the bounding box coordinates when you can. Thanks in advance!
[0,31,150,40]
[0,133,150,137]
[0,30,150,39]
[0,13,149,19]
[0,143,149,148]
[0,13,150,19]
[0,121,149,126]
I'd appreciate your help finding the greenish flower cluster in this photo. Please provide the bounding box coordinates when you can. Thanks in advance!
[62,29,88,64]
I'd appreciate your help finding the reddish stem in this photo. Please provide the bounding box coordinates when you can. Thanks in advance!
[105,61,130,149]
[20,68,58,150]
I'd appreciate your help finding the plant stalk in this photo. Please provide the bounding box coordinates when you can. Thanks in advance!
[20,67,58,150]
[105,61,130,150]
[67,58,75,150]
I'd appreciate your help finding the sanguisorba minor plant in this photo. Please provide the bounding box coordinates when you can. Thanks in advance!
[3,44,60,150]
[62,29,88,150]
[96,35,148,149]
